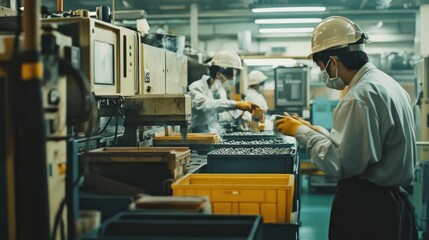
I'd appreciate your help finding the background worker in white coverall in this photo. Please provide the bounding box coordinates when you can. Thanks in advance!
[276,16,418,240]
[188,49,261,133]
[244,70,269,112]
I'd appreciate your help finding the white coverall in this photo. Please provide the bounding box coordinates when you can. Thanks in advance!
[244,88,269,111]
[188,75,237,133]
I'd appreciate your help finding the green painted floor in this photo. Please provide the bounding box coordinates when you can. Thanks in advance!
[299,175,334,240]
[298,175,424,240]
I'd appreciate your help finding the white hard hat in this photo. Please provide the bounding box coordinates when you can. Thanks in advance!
[209,49,243,70]
[248,70,268,85]
[308,16,368,59]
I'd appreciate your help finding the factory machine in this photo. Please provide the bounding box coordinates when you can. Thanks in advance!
[47,17,193,208]
[42,16,191,147]
[273,65,310,116]
[0,4,191,239]
[414,57,429,239]
[0,7,95,240]
[40,11,191,238]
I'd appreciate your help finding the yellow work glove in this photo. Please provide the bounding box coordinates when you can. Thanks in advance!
[236,101,260,112]
[252,108,265,121]
[275,115,304,136]
[290,114,321,132]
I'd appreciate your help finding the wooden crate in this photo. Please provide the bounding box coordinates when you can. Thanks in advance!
[153,133,220,145]
[83,147,190,195]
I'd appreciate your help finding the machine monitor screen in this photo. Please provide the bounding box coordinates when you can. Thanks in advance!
[41,17,123,96]
[94,40,115,85]
[274,67,308,108]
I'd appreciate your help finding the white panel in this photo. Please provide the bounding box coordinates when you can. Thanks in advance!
[119,27,139,96]
[165,51,187,94]
[140,44,166,94]
[416,4,429,56]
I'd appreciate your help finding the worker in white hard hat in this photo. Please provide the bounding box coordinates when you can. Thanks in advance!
[188,49,262,133]
[275,16,417,240]
[244,70,269,111]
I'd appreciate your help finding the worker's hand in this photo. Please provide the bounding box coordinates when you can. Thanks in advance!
[252,108,265,121]
[275,115,304,136]
[236,101,260,112]
[290,114,321,132]
[290,114,310,127]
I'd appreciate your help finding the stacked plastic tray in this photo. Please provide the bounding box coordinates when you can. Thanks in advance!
[99,212,263,240]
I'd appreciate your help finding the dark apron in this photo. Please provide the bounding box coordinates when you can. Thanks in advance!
[329,176,418,240]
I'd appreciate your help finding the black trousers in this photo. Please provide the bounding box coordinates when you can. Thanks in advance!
[329,176,418,240]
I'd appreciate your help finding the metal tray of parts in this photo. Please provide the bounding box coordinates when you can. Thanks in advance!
[214,138,294,149]
[207,147,297,174]
[220,131,283,141]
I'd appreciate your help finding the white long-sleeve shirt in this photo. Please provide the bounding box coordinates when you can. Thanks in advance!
[188,75,237,132]
[296,63,416,187]
[244,88,269,111]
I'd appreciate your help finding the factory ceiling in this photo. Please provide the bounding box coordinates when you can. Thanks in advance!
[42,0,424,16]
[39,0,426,49]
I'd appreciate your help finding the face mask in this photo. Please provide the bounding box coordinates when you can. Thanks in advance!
[211,79,227,99]
[222,80,234,92]
[320,59,346,90]
[258,83,265,93]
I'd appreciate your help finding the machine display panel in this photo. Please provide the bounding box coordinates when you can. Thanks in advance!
[94,40,115,85]
[274,67,308,108]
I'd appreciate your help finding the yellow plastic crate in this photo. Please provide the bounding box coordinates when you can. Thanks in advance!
[171,174,294,223]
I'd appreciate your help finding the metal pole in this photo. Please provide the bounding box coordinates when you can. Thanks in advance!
[24,0,40,52]
[16,0,50,239]
[190,3,198,50]
[57,0,63,12]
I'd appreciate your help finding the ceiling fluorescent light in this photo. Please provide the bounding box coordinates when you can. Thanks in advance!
[243,58,297,66]
[159,5,187,10]
[255,18,322,24]
[252,6,326,13]
[259,28,314,33]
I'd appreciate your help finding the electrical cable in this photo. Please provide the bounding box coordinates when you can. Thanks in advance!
[57,57,96,240]
[51,197,67,239]
[114,99,119,145]
[60,217,65,240]
[59,57,97,138]
[51,174,84,240]
[414,89,423,107]
[98,115,113,135]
